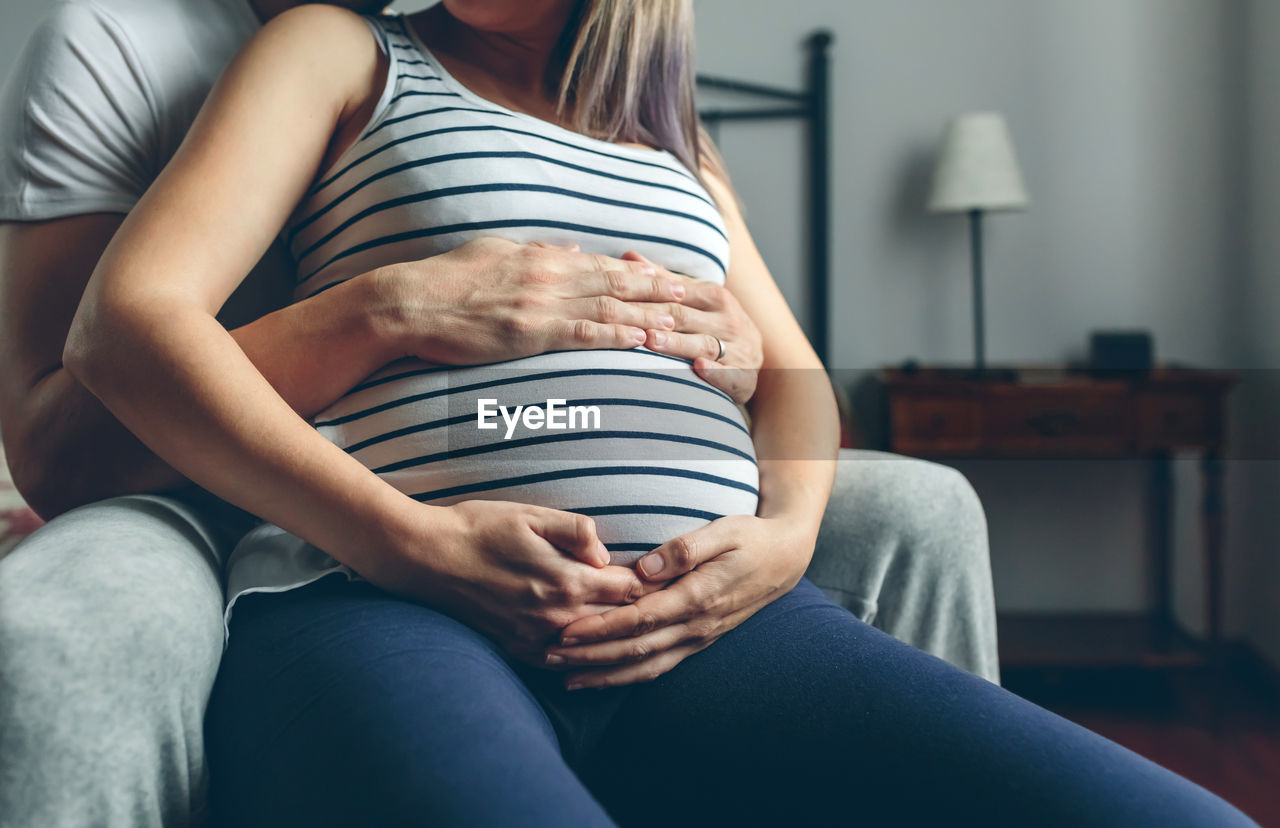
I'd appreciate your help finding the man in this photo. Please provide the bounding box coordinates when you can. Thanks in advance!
[0,0,998,825]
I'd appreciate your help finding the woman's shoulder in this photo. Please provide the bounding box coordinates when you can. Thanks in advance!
[267,2,375,34]
[252,3,383,66]
[226,4,384,117]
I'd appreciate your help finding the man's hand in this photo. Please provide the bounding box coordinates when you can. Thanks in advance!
[369,237,688,366]
[378,499,670,666]
[367,239,766,405]
[620,252,763,405]
[538,515,813,689]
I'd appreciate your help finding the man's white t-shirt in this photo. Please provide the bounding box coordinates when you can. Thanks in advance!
[0,0,260,221]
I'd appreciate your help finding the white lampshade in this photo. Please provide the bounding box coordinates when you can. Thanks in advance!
[928,112,1029,213]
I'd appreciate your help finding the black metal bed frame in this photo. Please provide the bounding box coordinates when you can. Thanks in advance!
[696,31,834,365]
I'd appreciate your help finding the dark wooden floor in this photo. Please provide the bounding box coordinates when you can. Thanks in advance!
[1003,665,1280,827]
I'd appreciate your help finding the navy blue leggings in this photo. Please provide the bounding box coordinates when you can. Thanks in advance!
[206,575,1253,827]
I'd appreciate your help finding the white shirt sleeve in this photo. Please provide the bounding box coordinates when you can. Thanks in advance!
[0,1,160,220]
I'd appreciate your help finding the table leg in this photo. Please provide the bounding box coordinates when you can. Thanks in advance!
[1150,453,1173,628]
[1202,450,1226,729]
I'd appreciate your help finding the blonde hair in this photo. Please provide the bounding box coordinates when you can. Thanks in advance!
[554,0,730,193]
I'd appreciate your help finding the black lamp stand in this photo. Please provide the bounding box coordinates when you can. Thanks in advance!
[968,208,986,372]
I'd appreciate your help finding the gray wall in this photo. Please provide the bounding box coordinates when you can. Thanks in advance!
[694,0,1272,649]
[697,0,1240,369]
[1,0,1275,659]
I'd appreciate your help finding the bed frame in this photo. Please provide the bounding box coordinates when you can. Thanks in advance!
[696,31,834,365]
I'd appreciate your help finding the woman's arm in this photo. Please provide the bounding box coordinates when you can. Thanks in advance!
[545,169,840,688]
[0,213,413,518]
[713,171,839,536]
[64,5,408,567]
[61,7,661,660]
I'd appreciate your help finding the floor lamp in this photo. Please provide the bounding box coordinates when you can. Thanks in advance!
[928,113,1029,372]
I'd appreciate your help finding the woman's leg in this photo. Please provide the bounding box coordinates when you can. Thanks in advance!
[587,579,1255,827]
[206,575,617,828]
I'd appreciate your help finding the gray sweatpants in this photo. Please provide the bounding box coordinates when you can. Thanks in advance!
[808,450,1000,686]
[0,450,997,828]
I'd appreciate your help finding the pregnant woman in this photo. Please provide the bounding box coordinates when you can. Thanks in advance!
[66,0,1252,825]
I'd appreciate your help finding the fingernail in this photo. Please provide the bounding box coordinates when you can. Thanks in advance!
[652,331,668,346]
[560,636,579,646]
[639,553,665,577]
[659,315,675,329]
[670,283,686,299]
[566,682,586,691]
[632,329,647,344]
[545,653,564,665]
[640,266,657,276]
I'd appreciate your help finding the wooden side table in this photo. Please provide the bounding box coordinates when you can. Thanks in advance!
[880,366,1236,673]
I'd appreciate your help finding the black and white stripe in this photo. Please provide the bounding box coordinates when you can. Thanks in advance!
[281,14,755,568]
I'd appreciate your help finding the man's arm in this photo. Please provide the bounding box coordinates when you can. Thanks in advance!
[0,1,406,519]
[0,221,700,520]
[0,215,178,518]
[0,215,403,519]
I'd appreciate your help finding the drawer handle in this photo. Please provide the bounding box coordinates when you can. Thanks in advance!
[1027,411,1079,436]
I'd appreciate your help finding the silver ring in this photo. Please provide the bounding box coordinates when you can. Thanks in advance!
[714,336,727,362]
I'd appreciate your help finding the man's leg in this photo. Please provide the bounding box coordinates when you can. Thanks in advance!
[805,449,1000,683]
[0,495,232,828]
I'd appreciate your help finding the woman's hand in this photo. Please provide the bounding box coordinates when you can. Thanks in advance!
[539,515,814,689]
[620,252,764,405]
[368,237,689,366]
[379,499,669,666]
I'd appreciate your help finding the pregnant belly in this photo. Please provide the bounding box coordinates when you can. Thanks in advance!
[313,349,759,565]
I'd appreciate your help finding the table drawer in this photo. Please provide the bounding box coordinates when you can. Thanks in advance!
[1138,393,1218,450]
[889,397,982,454]
[983,391,1131,454]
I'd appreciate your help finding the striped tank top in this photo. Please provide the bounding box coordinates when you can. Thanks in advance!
[225,13,758,609]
